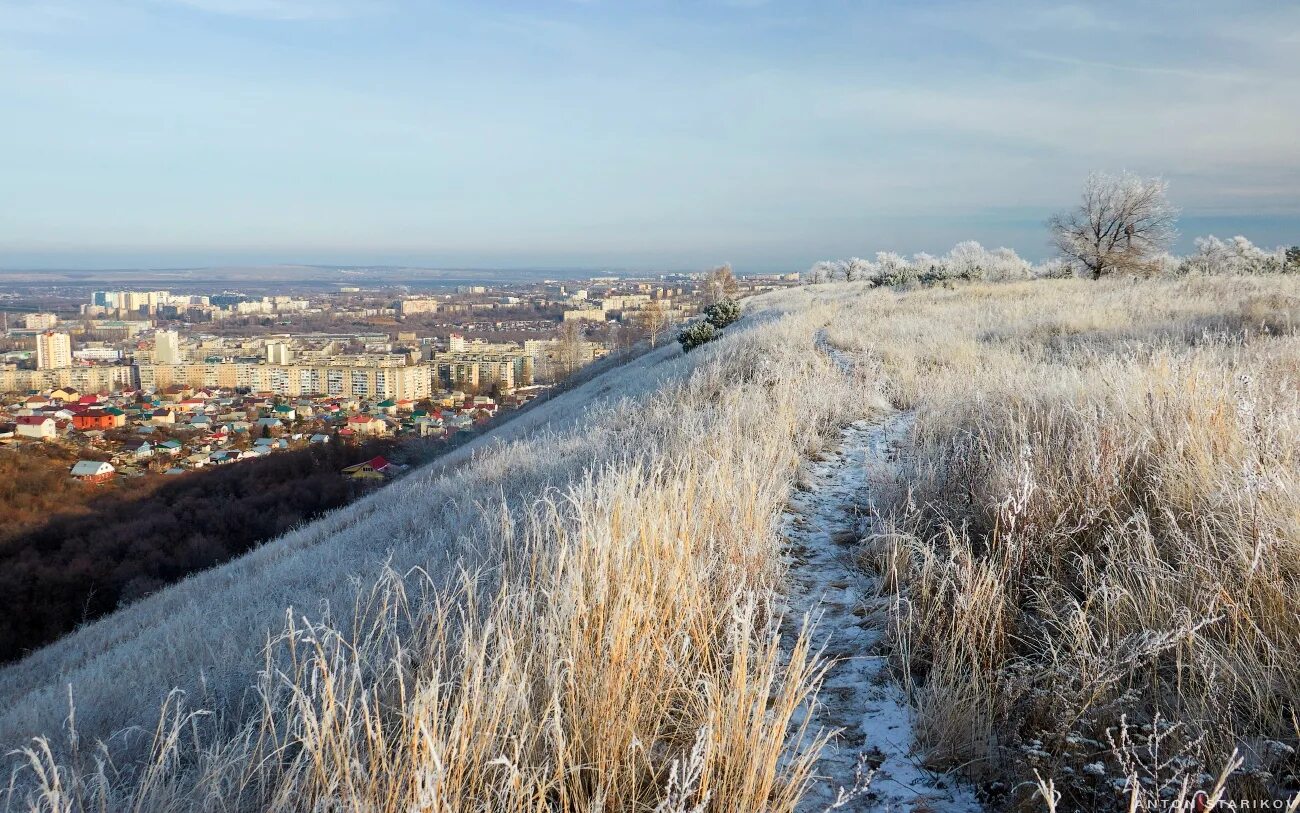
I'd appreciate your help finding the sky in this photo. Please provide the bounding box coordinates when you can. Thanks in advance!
[1,0,1298,272]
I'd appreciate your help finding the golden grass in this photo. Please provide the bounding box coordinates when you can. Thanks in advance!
[815,276,1300,809]
[2,306,879,812]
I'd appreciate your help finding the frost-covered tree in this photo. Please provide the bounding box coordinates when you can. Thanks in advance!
[1033,258,1077,279]
[843,257,873,283]
[872,252,910,285]
[1049,172,1178,279]
[1287,246,1300,272]
[805,261,838,284]
[1181,235,1285,276]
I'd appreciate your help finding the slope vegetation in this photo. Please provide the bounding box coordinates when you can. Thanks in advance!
[4,276,1298,811]
[0,295,881,811]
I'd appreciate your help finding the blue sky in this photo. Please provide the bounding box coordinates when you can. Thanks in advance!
[1,0,1297,272]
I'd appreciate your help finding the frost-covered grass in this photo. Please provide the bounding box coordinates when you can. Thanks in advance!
[6,275,1298,811]
[0,299,880,811]
[809,276,1300,809]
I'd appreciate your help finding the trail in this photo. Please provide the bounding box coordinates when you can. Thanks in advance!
[783,408,982,812]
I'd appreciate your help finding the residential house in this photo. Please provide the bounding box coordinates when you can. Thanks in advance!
[345,414,387,435]
[70,460,115,484]
[72,410,116,431]
[124,441,154,460]
[15,415,56,439]
[341,455,394,480]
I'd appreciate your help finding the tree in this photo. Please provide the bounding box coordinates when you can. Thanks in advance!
[705,263,739,303]
[639,300,674,349]
[1286,246,1300,272]
[677,322,717,352]
[703,298,741,329]
[805,261,836,284]
[1048,172,1178,279]
[552,320,585,381]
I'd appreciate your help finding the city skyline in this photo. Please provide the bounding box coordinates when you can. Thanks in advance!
[2,0,1298,271]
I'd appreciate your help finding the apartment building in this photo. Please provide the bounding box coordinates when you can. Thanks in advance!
[0,364,135,393]
[431,351,534,392]
[35,331,73,370]
[137,360,432,401]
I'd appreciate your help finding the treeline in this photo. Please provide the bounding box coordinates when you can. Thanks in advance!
[0,438,395,663]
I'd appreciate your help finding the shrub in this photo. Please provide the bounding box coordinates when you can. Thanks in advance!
[703,298,741,328]
[677,321,718,352]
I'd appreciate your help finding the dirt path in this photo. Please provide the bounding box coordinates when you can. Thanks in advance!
[784,412,982,812]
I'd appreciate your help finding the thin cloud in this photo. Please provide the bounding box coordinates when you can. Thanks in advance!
[1018,49,1250,82]
[149,0,380,21]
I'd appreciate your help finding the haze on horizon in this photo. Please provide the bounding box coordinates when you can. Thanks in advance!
[1,0,1297,273]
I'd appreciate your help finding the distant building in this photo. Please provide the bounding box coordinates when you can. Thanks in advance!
[399,297,440,316]
[341,455,394,480]
[154,330,182,364]
[35,331,72,370]
[345,414,388,435]
[15,415,57,439]
[72,410,116,431]
[266,342,293,365]
[432,350,534,392]
[70,460,115,484]
[24,313,59,330]
[563,308,607,323]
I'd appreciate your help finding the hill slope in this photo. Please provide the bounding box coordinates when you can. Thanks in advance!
[0,290,881,811]
[4,276,1299,811]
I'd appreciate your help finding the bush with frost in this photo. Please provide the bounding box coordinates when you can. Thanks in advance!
[703,298,741,329]
[677,322,718,352]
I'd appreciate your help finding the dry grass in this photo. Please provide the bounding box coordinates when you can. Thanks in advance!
[9,275,1300,811]
[0,305,880,811]
[812,276,1300,809]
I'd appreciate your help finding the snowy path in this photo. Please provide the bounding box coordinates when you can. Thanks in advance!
[784,413,982,812]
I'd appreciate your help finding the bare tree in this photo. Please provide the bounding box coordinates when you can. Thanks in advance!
[638,300,674,349]
[705,263,739,303]
[1049,172,1178,279]
[553,320,585,381]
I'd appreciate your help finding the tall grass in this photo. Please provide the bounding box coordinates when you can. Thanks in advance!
[815,277,1300,809]
[0,305,880,811]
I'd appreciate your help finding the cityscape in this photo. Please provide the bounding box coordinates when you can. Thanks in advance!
[0,268,794,481]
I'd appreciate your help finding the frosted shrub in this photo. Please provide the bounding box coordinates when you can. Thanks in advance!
[703,298,742,329]
[677,321,718,352]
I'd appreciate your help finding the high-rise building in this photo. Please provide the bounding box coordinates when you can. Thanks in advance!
[36,331,73,370]
[266,342,293,365]
[154,330,182,364]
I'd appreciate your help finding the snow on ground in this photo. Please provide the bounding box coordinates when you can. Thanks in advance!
[784,411,983,812]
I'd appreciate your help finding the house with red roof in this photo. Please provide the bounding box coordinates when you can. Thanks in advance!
[15,415,57,439]
[341,456,394,480]
[345,414,388,436]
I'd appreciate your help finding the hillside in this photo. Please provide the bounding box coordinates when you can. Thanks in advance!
[2,276,1299,811]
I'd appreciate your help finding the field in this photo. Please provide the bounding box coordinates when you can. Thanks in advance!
[0,275,1297,811]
